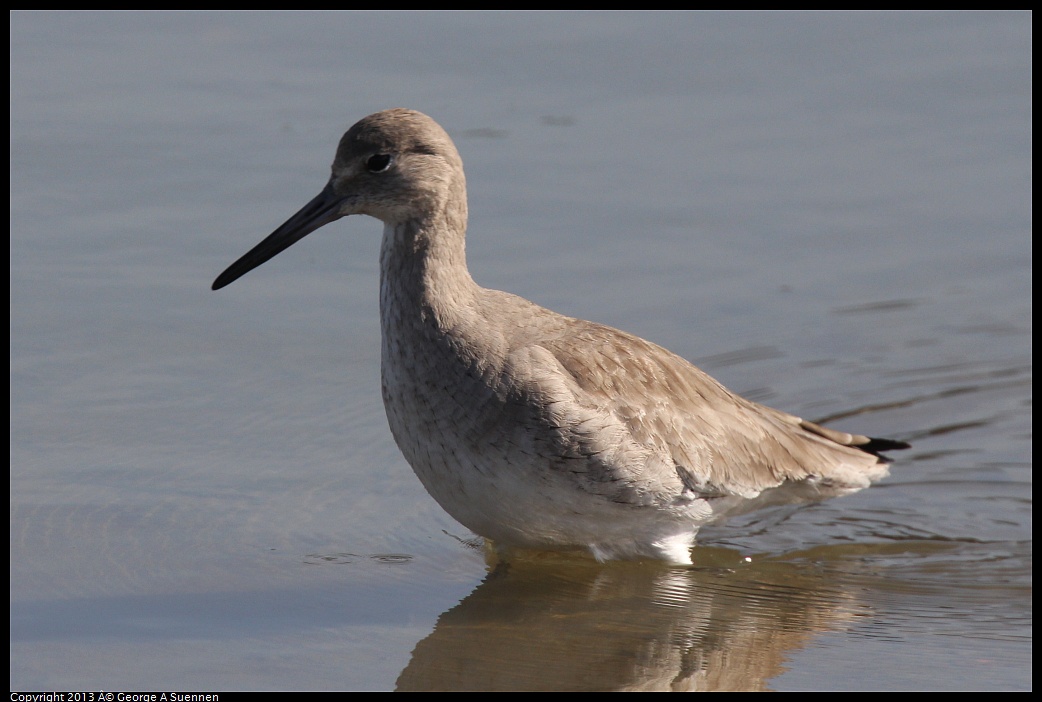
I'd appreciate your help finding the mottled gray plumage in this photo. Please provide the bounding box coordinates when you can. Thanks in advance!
[214,108,909,564]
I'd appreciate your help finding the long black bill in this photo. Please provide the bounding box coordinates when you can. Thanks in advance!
[212,181,344,290]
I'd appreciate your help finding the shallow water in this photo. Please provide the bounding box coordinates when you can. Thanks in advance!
[10,11,1031,691]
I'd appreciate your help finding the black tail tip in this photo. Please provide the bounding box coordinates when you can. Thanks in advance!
[861,437,912,455]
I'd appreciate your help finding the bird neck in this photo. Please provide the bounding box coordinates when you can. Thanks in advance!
[378,211,479,330]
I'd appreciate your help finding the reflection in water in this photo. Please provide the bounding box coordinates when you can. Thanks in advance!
[396,548,870,692]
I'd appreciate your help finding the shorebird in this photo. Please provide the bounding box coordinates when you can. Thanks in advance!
[213,108,909,564]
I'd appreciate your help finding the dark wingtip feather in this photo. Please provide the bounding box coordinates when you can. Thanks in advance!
[858,436,911,459]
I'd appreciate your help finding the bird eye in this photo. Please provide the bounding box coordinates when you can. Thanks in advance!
[365,153,393,173]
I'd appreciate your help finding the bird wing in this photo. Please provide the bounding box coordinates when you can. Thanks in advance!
[522,320,892,503]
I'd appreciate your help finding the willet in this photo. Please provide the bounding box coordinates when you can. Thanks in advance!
[213,108,909,564]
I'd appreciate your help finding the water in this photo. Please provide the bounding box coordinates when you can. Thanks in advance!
[10,11,1031,691]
